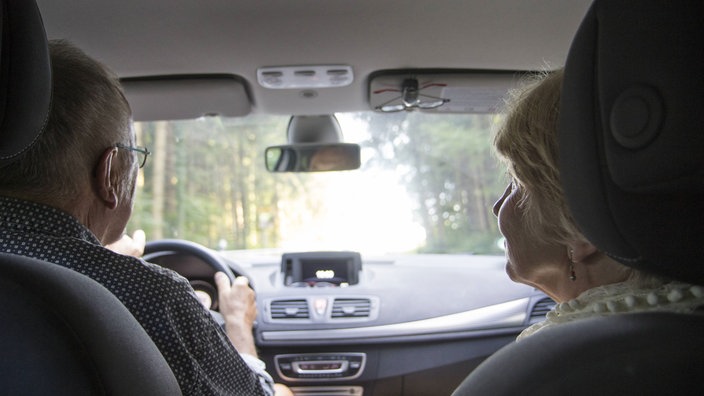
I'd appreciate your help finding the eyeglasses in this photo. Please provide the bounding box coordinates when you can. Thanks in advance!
[115,144,151,168]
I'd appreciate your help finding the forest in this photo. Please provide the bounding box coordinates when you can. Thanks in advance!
[128,112,506,255]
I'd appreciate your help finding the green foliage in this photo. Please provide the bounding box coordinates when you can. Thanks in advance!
[358,112,505,254]
[129,115,297,249]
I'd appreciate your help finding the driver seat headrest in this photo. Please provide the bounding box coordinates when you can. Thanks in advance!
[558,0,704,284]
[0,0,52,167]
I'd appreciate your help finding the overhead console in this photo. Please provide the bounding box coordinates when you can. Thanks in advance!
[281,251,362,287]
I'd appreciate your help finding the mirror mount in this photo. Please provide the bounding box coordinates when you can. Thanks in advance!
[287,115,343,144]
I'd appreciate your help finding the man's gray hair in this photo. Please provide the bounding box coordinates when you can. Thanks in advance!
[0,39,131,205]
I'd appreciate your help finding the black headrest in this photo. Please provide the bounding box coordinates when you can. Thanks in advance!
[558,0,704,284]
[0,0,52,167]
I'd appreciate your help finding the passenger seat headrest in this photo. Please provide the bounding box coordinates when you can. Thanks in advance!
[0,0,52,167]
[558,0,704,284]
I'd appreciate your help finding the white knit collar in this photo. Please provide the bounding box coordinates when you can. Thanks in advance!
[518,279,704,341]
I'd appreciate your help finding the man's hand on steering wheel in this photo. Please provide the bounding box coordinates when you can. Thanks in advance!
[214,273,259,357]
[111,235,260,357]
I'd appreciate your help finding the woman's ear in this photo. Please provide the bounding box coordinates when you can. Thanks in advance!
[94,147,119,210]
[569,240,599,263]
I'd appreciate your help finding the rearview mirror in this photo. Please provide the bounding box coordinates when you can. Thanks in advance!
[265,143,361,172]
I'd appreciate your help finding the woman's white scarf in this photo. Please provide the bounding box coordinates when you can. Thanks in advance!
[518,279,704,341]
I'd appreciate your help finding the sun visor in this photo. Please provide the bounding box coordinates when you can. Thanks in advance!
[368,71,521,114]
[121,75,251,121]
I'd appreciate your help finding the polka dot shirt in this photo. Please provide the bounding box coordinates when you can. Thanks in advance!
[0,196,268,396]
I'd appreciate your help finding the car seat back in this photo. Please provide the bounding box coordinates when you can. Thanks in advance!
[0,253,182,395]
[452,311,704,395]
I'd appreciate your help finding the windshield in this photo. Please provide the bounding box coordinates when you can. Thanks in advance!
[129,112,505,255]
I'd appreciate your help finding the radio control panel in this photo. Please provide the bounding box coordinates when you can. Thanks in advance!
[275,353,366,381]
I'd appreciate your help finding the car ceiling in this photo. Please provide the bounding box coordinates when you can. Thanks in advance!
[36,0,592,117]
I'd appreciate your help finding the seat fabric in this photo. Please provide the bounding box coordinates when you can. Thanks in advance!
[452,312,704,396]
[0,253,182,395]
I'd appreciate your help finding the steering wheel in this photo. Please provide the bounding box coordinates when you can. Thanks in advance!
[143,239,252,316]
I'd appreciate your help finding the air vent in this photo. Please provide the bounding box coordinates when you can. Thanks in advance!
[270,299,310,319]
[331,298,371,319]
[528,297,556,324]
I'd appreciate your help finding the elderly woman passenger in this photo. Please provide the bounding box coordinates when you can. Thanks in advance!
[492,69,704,340]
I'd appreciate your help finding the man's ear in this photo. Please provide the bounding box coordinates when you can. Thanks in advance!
[95,147,119,210]
[569,240,599,263]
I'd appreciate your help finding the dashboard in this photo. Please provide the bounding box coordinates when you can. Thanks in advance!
[150,245,553,395]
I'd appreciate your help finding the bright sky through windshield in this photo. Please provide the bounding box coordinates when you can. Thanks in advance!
[277,169,427,254]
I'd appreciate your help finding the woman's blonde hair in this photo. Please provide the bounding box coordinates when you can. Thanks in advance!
[495,69,664,285]
[494,69,585,246]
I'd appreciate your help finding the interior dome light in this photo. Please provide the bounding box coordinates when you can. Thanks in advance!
[257,65,353,89]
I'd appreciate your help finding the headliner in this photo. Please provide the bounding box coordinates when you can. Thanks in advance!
[36,0,592,115]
